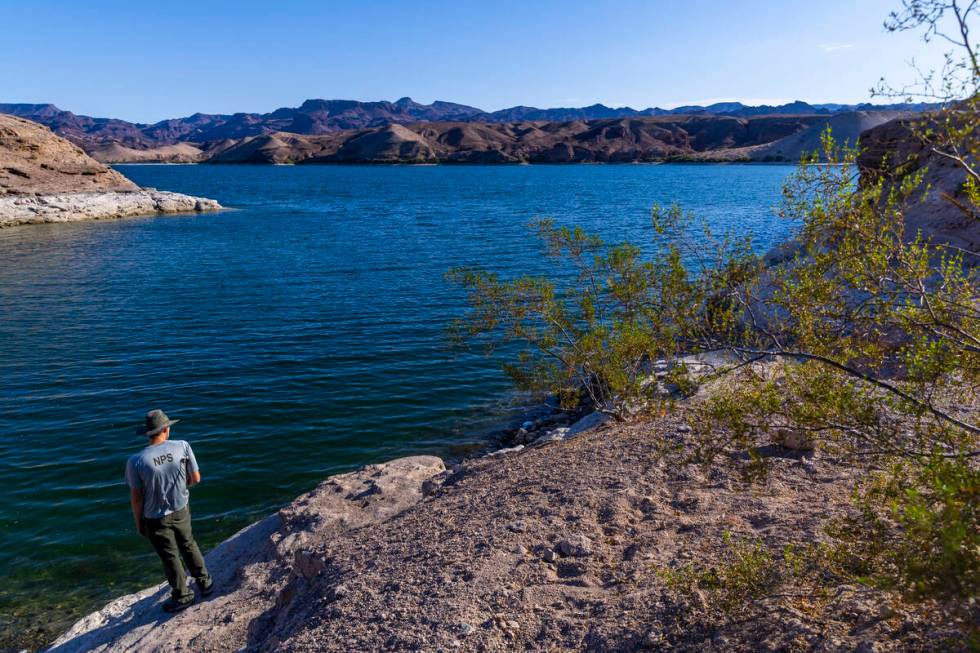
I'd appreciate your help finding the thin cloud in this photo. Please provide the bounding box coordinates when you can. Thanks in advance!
[819,43,855,52]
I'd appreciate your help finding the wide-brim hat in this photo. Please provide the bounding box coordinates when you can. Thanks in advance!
[139,409,179,436]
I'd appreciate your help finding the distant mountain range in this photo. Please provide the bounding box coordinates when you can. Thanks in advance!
[0,97,937,152]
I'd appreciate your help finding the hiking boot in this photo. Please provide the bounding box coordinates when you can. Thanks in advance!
[162,596,195,613]
[198,579,215,597]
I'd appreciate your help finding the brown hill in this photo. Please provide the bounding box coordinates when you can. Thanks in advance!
[89,142,205,163]
[208,115,828,165]
[0,114,137,195]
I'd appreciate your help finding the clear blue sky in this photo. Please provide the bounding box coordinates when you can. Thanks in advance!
[2,0,949,123]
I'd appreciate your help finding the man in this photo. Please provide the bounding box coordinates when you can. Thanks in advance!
[126,409,214,612]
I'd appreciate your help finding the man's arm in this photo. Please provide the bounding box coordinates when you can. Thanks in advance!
[184,442,201,487]
[130,488,144,535]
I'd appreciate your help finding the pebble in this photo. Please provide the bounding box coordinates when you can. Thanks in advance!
[542,548,557,563]
[556,535,593,557]
[457,623,475,637]
[641,631,664,649]
[676,424,692,433]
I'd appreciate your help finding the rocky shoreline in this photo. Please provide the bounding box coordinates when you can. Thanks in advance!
[0,113,222,228]
[43,393,962,652]
[0,190,223,228]
[39,397,603,646]
[39,406,630,653]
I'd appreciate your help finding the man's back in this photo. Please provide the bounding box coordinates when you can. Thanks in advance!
[125,439,198,519]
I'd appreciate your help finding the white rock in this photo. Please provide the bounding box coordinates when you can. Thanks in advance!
[778,429,816,451]
[531,427,570,446]
[487,445,524,457]
[566,412,611,438]
[0,190,223,228]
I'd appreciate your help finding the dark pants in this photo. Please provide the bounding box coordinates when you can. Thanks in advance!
[143,506,211,602]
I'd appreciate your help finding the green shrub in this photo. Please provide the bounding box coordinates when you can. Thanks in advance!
[658,532,779,612]
[831,457,980,605]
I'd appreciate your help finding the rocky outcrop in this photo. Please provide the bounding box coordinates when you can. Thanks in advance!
[45,455,446,653]
[859,115,979,255]
[0,114,222,226]
[0,190,222,228]
[0,114,138,194]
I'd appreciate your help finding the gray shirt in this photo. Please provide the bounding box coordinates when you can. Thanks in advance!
[125,439,199,519]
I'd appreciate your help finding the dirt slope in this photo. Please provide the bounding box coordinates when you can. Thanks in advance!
[748,111,907,161]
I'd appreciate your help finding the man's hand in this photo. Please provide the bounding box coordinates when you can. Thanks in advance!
[187,470,202,487]
[130,488,144,536]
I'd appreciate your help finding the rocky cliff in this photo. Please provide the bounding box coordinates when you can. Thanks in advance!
[0,114,222,227]
[0,114,138,195]
[859,115,979,255]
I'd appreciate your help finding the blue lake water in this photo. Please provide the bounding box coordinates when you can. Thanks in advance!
[0,163,795,647]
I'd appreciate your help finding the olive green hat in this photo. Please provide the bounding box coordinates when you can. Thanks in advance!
[140,409,179,436]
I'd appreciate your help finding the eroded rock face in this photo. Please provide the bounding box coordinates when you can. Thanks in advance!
[44,455,445,653]
[859,115,979,256]
[0,114,138,195]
